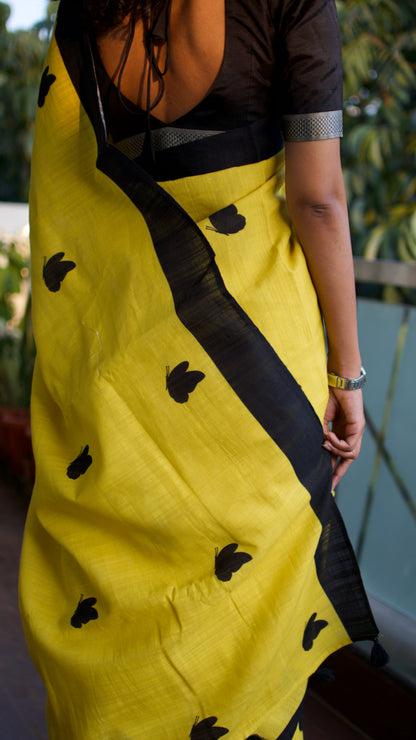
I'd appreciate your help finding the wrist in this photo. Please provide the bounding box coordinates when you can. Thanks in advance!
[326,348,362,380]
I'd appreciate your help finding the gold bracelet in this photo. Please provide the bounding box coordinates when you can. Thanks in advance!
[327,366,366,391]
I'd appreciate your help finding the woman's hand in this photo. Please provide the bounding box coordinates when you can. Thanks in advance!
[285,138,366,488]
[322,388,365,488]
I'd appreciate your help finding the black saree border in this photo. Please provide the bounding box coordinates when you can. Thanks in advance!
[53,0,378,642]
[128,118,284,181]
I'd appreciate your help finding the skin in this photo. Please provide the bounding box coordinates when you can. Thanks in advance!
[97,0,225,123]
[285,139,365,487]
[98,2,364,488]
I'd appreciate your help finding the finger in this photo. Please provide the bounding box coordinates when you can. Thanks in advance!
[324,429,350,444]
[323,437,355,458]
[332,456,354,487]
[323,430,363,458]
[323,441,357,459]
[323,435,351,451]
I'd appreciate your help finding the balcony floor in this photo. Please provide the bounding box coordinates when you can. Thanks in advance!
[0,464,369,739]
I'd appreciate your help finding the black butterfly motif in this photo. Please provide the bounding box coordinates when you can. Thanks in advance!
[206,204,246,236]
[190,716,229,739]
[215,543,252,582]
[70,595,98,628]
[166,361,205,403]
[275,699,304,740]
[302,612,328,651]
[38,65,56,107]
[43,252,76,292]
[66,445,93,480]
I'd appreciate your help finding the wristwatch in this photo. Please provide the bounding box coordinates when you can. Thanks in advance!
[327,366,367,391]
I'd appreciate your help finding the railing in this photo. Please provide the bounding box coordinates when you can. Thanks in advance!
[336,257,416,688]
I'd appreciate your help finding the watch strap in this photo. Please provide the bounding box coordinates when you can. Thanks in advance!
[327,366,367,391]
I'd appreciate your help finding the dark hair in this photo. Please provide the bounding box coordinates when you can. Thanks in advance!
[80,0,167,33]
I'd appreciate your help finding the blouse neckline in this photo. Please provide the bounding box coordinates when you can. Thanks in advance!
[96,0,230,129]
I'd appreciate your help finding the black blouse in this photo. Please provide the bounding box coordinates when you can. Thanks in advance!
[92,0,343,176]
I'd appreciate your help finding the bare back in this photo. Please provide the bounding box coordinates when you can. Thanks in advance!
[96,0,225,124]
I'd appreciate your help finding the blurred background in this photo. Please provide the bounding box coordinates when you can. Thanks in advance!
[0,1,415,737]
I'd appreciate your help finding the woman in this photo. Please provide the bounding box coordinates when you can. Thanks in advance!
[20,1,383,738]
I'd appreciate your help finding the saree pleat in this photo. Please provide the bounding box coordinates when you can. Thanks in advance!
[19,5,377,738]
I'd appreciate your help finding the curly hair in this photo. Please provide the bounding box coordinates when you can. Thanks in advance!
[80,0,168,32]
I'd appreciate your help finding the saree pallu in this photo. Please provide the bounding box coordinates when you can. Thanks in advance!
[19,10,378,740]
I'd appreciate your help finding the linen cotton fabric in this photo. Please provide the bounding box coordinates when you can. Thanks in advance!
[19,1,378,738]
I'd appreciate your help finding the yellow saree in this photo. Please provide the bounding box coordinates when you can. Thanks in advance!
[19,3,378,738]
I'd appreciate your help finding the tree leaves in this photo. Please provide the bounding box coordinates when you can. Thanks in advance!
[0,16,50,200]
[0,240,27,320]
[339,0,416,278]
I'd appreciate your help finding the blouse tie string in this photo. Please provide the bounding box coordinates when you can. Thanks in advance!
[143,0,172,166]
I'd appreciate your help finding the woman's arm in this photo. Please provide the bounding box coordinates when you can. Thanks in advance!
[284,137,365,486]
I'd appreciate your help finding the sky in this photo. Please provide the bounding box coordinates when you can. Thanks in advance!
[6,0,49,31]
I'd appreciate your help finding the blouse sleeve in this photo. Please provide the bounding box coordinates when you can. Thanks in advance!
[272,0,344,141]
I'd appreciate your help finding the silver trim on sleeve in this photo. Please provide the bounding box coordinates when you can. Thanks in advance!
[282,110,343,142]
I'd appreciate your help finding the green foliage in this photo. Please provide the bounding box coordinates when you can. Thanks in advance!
[0,239,25,320]
[0,323,33,407]
[0,236,35,407]
[0,2,51,202]
[339,0,416,268]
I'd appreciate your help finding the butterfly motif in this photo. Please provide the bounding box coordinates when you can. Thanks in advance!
[43,252,76,292]
[67,445,93,480]
[70,595,98,628]
[274,699,304,740]
[206,204,246,236]
[215,543,252,582]
[302,612,328,651]
[38,65,56,107]
[166,361,205,403]
[190,716,229,739]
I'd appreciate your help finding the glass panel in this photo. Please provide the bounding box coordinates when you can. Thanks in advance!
[336,297,416,644]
